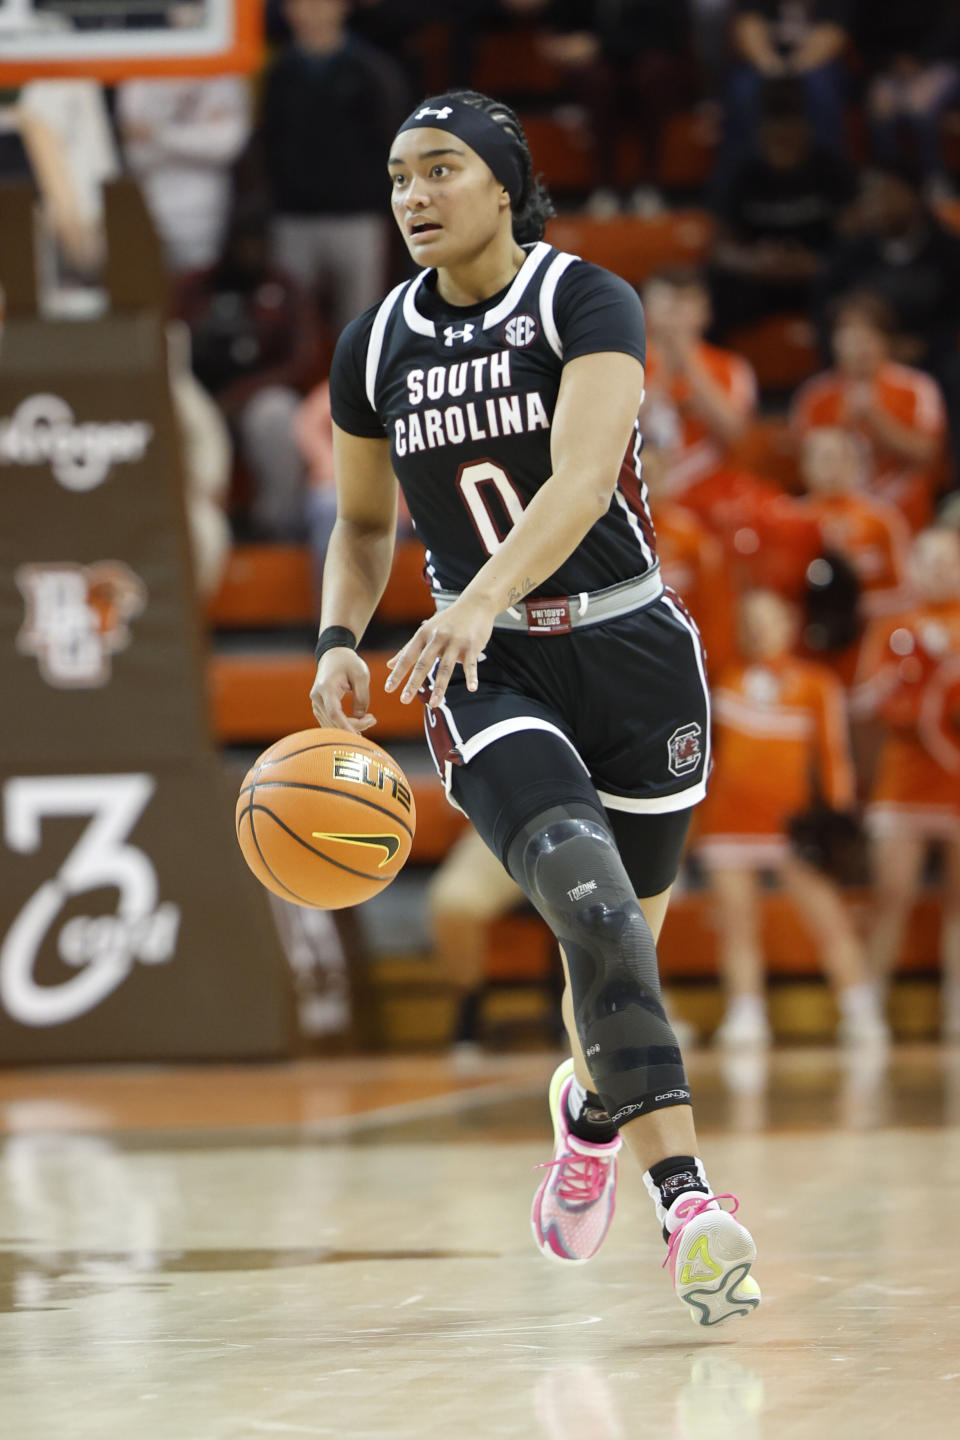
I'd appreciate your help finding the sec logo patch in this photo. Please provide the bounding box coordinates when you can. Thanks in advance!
[503,313,538,348]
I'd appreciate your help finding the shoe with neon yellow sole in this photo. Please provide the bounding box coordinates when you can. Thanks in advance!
[664,1193,761,1326]
[531,1058,621,1264]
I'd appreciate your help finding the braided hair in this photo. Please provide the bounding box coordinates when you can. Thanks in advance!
[448,89,556,245]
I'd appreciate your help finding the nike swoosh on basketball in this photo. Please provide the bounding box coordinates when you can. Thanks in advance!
[311,832,401,867]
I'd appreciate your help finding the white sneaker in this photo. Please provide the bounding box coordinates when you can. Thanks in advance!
[665,1193,761,1327]
[585,187,621,221]
[628,184,667,217]
[836,1008,890,1047]
[714,1005,771,1048]
[668,1013,699,1051]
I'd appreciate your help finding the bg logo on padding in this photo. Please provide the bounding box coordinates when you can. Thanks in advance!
[667,723,702,777]
[16,561,147,689]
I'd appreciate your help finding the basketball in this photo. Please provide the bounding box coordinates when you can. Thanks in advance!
[236,728,417,909]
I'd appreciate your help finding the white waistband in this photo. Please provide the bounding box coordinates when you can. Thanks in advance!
[434,567,663,634]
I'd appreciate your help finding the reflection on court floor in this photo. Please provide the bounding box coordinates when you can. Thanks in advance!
[1,1048,959,1438]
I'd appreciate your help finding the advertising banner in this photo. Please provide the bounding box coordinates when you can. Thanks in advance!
[0,180,293,1061]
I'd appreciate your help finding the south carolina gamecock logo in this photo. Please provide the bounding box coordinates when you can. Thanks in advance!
[667,722,703,777]
[15,561,147,689]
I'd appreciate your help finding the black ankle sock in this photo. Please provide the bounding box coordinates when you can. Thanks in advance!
[647,1155,709,1238]
[565,1082,618,1144]
[453,988,484,1044]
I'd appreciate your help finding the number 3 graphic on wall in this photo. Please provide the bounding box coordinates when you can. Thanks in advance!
[0,774,178,1027]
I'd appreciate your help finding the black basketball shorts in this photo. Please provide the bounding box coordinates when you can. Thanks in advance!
[422,589,710,892]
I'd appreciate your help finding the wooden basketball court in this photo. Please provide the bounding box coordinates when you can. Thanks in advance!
[1,1045,958,1439]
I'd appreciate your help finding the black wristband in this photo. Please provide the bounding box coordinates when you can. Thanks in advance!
[314,625,357,664]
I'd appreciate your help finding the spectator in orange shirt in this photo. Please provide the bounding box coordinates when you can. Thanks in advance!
[681,463,822,602]
[641,441,736,679]
[852,527,960,1034]
[919,653,960,780]
[800,426,911,618]
[797,425,911,684]
[641,267,758,498]
[792,291,947,530]
[697,589,888,1047]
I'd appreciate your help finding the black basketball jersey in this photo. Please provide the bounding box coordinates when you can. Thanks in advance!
[329,241,658,598]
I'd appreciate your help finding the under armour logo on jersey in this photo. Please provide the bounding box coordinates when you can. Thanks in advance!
[416,105,453,121]
[443,324,476,347]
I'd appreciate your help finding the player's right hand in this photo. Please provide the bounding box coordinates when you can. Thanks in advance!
[310,649,376,734]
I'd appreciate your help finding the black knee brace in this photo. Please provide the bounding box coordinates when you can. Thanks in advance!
[506,805,690,1127]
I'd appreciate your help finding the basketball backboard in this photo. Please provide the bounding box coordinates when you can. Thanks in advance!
[0,0,262,81]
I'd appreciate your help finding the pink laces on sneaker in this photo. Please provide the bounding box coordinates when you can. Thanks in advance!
[534,1152,613,1205]
[662,1193,739,1270]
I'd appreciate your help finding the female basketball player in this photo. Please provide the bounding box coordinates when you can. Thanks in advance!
[309,90,760,1326]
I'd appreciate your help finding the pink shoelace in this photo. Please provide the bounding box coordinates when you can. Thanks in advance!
[662,1192,740,1270]
[534,1151,613,1205]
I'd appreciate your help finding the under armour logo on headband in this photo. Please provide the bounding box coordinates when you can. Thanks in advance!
[416,105,454,121]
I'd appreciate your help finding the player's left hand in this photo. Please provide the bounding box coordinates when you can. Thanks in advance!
[384,596,494,708]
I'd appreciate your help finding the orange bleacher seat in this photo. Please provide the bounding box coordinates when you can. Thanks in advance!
[408,778,469,863]
[458,886,951,987]
[485,915,556,982]
[614,111,716,192]
[522,111,595,193]
[209,650,429,744]
[472,28,564,99]
[207,540,431,630]
[545,211,713,287]
[657,110,716,191]
[207,545,313,628]
[657,889,945,979]
[463,886,949,987]
[725,314,819,392]
[377,539,431,625]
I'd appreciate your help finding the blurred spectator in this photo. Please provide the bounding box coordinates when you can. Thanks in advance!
[697,589,887,1046]
[792,291,948,530]
[261,0,410,336]
[641,267,758,494]
[725,0,852,159]
[166,322,232,600]
[708,78,857,340]
[679,461,822,601]
[816,162,960,473]
[919,651,960,779]
[117,77,252,274]
[349,0,440,91]
[689,0,735,101]
[295,379,415,608]
[536,1,698,215]
[852,527,960,1035]
[857,0,960,201]
[7,81,118,281]
[295,380,338,602]
[796,426,910,686]
[174,203,319,541]
[799,426,910,620]
[427,826,526,1062]
[641,441,737,678]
